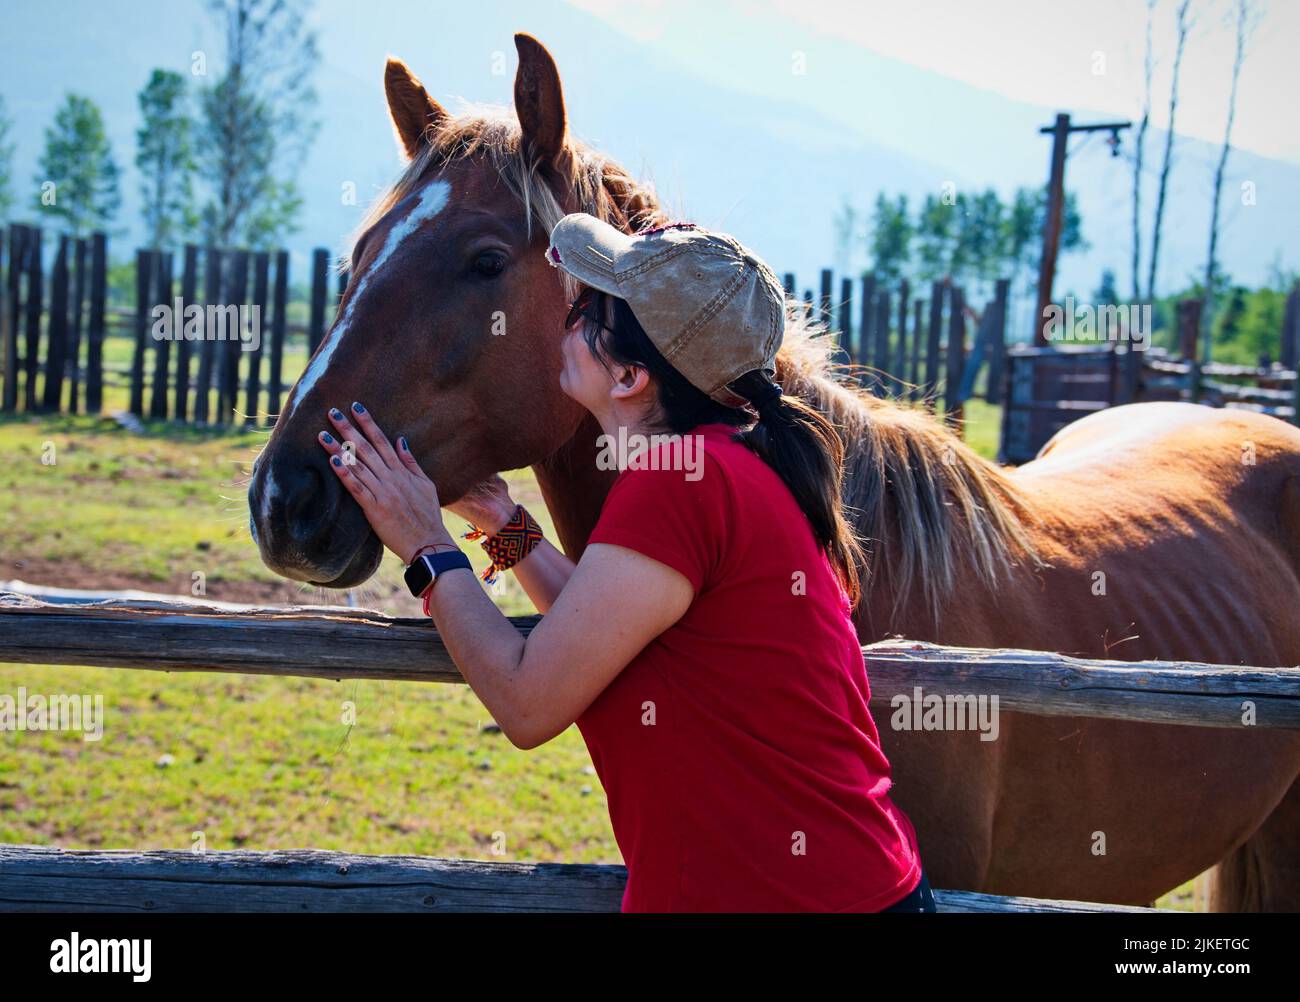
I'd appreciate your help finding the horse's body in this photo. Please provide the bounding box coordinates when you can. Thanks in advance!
[248,35,1300,910]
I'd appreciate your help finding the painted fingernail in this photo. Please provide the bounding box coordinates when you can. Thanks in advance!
[400,436,409,451]
[321,431,333,444]
[331,456,342,467]
[330,408,343,420]
[352,402,365,414]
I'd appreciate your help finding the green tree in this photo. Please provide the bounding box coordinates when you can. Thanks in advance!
[34,93,121,234]
[914,192,959,283]
[956,188,1006,297]
[0,95,15,219]
[1095,268,1120,306]
[200,0,318,248]
[137,69,197,249]
[869,193,912,284]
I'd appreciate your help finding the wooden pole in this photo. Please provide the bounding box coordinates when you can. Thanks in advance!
[858,273,876,385]
[893,279,910,396]
[149,252,173,420]
[175,246,199,422]
[818,268,833,332]
[244,251,270,427]
[195,248,221,424]
[2,225,23,411]
[129,248,152,417]
[67,237,87,414]
[1034,113,1070,346]
[909,298,924,401]
[308,248,328,356]
[945,285,966,424]
[219,250,249,425]
[838,276,853,367]
[41,234,69,412]
[268,250,289,423]
[85,233,107,414]
[23,227,43,412]
[872,289,891,395]
[925,280,944,408]
[986,278,1010,405]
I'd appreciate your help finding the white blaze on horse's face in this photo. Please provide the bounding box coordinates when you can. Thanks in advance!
[281,179,453,424]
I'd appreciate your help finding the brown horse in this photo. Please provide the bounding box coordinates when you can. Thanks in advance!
[247,34,1300,911]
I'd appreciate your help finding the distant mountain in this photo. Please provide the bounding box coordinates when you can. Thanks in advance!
[2,0,1295,340]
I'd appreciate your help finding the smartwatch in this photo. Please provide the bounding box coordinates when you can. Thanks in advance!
[404,549,473,598]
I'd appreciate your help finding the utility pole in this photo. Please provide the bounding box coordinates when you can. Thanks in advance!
[1033,113,1131,345]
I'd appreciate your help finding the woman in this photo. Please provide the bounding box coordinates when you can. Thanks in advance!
[316,214,935,913]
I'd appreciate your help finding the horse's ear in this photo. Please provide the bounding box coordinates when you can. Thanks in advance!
[385,57,447,160]
[513,33,570,171]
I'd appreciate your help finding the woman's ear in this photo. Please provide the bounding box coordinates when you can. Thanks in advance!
[608,364,653,405]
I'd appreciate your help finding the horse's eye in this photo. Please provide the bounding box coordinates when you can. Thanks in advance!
[473,251,507,278]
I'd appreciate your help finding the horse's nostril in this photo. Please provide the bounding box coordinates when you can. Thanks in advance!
[285,459,340,546]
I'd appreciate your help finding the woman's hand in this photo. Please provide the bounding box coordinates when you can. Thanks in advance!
[317,402,456,564]
[445,474,517,535]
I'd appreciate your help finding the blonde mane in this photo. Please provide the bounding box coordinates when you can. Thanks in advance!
[358,105,1042,628]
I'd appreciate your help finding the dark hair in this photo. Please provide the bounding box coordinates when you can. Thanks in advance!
[579,291,866,604]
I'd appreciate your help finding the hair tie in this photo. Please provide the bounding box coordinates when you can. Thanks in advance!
[749,380,783,415]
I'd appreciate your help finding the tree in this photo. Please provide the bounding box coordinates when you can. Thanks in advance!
[1131,0,1156,301]
[1200,0,1257,363]
[957,188,1006,298]
[0,95,15,219]
[1148,0,1195,302]
[199,0,319,248]
[33,93,121,235]
[137,69,197,249]
[914,193,959,283]
[1095,268,1120,306]
[868,193,912,285]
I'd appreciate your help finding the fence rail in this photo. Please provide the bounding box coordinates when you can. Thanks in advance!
[2,593,1297,730]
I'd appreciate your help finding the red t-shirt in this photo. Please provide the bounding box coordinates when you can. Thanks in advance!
[577,422,922,912]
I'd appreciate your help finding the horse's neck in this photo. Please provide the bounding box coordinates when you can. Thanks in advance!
[531,412,618,559]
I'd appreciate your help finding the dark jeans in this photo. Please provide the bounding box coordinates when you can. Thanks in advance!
[882,867,938,912]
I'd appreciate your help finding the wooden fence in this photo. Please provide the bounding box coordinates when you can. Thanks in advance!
[0,223,347,427]
[1,589,1297,911]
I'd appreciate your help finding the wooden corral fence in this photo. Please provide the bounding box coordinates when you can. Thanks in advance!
[2,590,1298,912]
[1000,289,1300,464]
[0,222,347,428]
[781,269,1010,425]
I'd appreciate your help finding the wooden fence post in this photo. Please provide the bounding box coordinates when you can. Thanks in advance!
[130,248,153,417]
[858,273,876,385]
[3,225,23,411]
[23,227,43,412]
[308,248,328,356]
[782,272,795,298]
[925,280,944,408]
[268,250,289,423]
[838,276,853,367]
[893,279,910,396]
[219,250,249,425]
[244,251,270,427]
[195,248,221,424]
[986,278,1010,406]
[85,233,106,414]
[67,237,87,414]
[945,285,966,425]
[1178,298,1203,403]
[909,298,924,401]
[175,245,198,422]
[42,233,70,411]
[872,289,891,395]
[818,269,833,332]
[149,252,174,420]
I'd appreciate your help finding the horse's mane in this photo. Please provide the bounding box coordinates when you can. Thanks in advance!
[360,105,1042,629]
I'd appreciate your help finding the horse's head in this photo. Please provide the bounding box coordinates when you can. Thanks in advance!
[248,34,665,587]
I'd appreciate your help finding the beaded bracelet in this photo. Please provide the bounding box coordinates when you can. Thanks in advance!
[463,504,544,584]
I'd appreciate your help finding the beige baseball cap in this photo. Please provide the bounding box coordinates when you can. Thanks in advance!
[545,214,786,408]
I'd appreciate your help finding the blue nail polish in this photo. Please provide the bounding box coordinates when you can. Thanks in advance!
[331,456,341,467]
[321,431,333,444]
[352,402,365,414]
[400,436,409,450]
[330,408,342,420]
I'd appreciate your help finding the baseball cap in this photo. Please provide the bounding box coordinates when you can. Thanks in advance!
[545,214,786,408]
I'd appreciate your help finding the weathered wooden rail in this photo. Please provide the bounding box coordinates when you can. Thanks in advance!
[3,590,1296,913]
[2,593,1298,730]
[0,844,1159,913]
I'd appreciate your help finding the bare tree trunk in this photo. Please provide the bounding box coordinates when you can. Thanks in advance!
[1147,0,1194,303]
[1132,0,1156,303]
[1200,0,1252,365]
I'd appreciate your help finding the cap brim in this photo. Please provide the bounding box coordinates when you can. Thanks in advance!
[545,213,637,296]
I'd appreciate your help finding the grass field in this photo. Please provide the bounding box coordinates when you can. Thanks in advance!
[0,362,1201,908]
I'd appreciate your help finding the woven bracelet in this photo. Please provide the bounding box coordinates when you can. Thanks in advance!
[463,505,544,584]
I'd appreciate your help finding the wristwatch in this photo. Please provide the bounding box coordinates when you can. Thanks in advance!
[404,549,473,598]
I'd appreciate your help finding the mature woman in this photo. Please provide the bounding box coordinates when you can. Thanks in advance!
[316,214,934,913]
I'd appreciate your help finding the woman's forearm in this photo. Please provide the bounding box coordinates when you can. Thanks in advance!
[511,539,576,613]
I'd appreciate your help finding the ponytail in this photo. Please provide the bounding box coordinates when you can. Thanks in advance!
[728,370,865,606]
[581,294,866,605]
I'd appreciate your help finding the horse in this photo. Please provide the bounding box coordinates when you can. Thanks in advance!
[247,34,1300,911]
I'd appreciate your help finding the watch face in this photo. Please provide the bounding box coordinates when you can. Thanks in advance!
[404,556,434,597]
